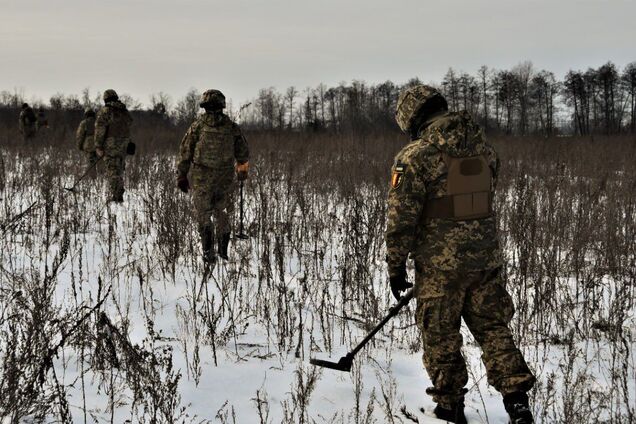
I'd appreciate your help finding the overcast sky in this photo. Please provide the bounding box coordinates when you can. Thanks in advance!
[1,0,634,107]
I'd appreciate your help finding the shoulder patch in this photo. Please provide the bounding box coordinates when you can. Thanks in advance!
[391,163,406,189]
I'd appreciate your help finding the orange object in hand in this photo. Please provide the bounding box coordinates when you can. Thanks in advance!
[236,161,249,180]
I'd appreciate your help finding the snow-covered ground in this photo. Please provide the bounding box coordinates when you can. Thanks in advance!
[1,152,634,423]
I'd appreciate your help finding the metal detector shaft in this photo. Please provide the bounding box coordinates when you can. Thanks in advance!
[349,289,414,357]
[65,155,103,192]
[236,179,248,239]
[310,289,414,371]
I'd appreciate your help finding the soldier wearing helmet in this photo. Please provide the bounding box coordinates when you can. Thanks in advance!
[94,89,133,203]
[386,85,535,423]
[18,103,37,142]
[76,109,98,178]
[176,89,249,264]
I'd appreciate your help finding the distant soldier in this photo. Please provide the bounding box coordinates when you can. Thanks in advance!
[176,89,249,263]
[76,109,98,177]
[94,89,133,203]
[386,85,535,424]
[18,103,37,142]
[36,110,49,131]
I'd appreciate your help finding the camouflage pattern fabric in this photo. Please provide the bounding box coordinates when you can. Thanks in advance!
[395,85,444,132]
[190,165,235,239]
[36,111,48,131]
[385,109,535,407]
[19,107,37,142]
[199,89,226,109]
[177,111,248,240]
[94,100,132,200]
[416,268,535,408]
[386,111,502,276]
[76,116,96,152]
[85,151,99,178]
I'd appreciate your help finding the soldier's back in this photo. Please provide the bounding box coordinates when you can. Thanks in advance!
[402,111,502,272]
[192,113,238,172]
[98,102,132,139]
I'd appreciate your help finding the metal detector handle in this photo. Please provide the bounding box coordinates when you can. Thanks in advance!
[234,180,249,239]
[349,288,414,357]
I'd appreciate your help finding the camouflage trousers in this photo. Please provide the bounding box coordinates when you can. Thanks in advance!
[190,165,235,240]
[103,154,125,200]
[415,267,535,408]
[21,131,36,143]
[85,151,99,178]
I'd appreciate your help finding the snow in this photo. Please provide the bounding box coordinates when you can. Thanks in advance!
[2,153,634,423]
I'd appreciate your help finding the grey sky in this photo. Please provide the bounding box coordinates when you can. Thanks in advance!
[2,0,634,107]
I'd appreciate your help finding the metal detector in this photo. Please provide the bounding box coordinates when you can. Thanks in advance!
[235,180,249,240]
[310,289,414,372]
[65,156,103,192]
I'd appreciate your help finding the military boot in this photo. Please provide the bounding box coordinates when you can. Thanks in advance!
[201,227,216,264]
[503,392,534,424]
[433,402,467,424]
[218,232,231,260]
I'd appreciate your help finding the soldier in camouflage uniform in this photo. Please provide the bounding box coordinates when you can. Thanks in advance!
[176,89,249,263]
[76,109,98,178]
[386,85,535,424]
[18,103,37,142]
[36,110,49,131]
[94,89,133,203]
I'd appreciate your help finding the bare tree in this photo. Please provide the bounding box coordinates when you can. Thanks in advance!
[174,88,200,125]
[150,92,172,117]
[285,86,298,130]
[623,62,636,134]
[478,66,490,132]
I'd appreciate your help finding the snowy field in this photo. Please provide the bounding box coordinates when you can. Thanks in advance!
[1,144,635,423]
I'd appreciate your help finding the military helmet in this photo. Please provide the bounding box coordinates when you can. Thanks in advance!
[103,89,119,102]
[21,103,29,110]
[395,85,447,132]
[84,108,95,118]
[199,89,226,110]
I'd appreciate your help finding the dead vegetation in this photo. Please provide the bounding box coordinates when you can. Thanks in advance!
[0,131,634,423]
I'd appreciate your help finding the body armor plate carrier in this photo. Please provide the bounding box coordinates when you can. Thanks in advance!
[425,154,493,220]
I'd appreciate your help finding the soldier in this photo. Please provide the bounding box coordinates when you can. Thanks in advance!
[94,89,133,203]
[18,103,37,142]
[176,89,249,264]
[36,110,49,131]
[386,85,535,424]
[75,109,98,178]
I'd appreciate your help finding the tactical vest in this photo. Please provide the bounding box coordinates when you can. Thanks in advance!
[105,109,131,139]
[425,154,493,220]
[193,124,235,169]
[23,109,37,125]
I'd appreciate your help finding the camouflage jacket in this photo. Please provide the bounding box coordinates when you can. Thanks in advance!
[94,101,132,156]
[19,107,37,136]
[385,111,502,277]
[177,112,249,178]
[36,112,48,131]
[75,117,96,152]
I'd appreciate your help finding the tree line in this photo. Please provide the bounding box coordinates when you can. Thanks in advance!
[1,60,635,137]
[242,61,636,136]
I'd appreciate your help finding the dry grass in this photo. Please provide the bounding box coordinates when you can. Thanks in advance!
[0,130,634,423]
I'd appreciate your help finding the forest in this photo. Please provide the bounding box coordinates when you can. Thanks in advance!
[1,61,636,140]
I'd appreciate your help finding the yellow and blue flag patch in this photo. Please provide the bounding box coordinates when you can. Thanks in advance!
[391,163,406,189]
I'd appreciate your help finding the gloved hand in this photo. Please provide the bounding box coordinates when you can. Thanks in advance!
[236,161,249,181]
[389,264,413,301]
[177,176,189,193]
